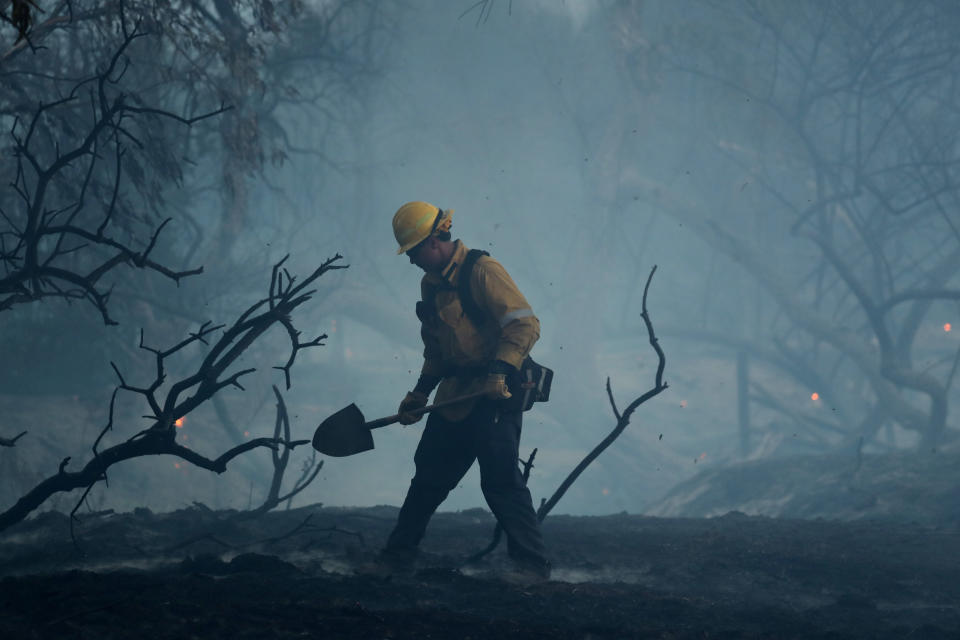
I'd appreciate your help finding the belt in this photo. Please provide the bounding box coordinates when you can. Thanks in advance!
[446,364,487,379]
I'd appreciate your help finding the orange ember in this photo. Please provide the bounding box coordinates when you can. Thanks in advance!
[946,323,952,333]
[811,392,820,401]
[175,418,185,428]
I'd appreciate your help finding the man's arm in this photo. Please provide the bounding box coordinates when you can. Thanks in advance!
[473,258,540,370]
[415,280,445,394]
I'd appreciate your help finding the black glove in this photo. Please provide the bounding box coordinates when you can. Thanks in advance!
[488,359,517,376]
[398,391,429,425]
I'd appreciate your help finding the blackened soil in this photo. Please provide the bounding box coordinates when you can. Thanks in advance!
[1,505,958,638]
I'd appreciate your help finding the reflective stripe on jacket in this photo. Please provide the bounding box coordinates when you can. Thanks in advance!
[418,240,540,420]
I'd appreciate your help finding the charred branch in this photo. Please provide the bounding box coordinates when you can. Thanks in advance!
[0,255,345,534]
[0,23,231,323]
[537,266,667,522]
[633,175,949,449]
[806,230,954,448]
[242,386,323,518]
[0,430,26,447]
[880,288,960,314]
[638,0,960,452]
[0,0,42,45]
[282,453,322,511]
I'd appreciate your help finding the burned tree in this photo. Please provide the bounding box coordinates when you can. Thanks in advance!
[0,253,344,534]
[0,20,223,449]
[536,266,668,520]
[470,266,668,562]
[0,1,391,505]
[0,0,390,394]
[243,385,323,518]
[0,26,224,322]
[613,0,960,454]
[0,8,345,528]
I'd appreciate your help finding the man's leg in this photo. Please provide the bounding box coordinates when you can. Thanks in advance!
[475,405,549,572]
[384,411,475,557]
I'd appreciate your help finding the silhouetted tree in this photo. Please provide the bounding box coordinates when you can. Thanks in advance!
[0,7,346,529]
[621,0,960,452]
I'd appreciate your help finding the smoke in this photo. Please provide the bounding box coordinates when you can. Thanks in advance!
[529,0,597,31]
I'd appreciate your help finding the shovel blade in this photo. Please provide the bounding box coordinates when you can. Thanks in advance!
[312,403,375,457]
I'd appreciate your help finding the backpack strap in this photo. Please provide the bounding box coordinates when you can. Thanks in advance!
[415,290,435,324]
[458,249,490,328]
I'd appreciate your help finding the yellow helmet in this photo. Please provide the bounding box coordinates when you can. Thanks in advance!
[392,201,454,254]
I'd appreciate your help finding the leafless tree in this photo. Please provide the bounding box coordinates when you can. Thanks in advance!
[0,252,345,534]
[615,0,960,453]
[0,24,224,322]
[0,8,346,529]
[469,266,668,562]
[242,385,323,518]
[1,1,390,470]
[0,20,222,448]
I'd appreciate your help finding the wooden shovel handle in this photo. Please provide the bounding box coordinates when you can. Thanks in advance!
[365,391,487,430]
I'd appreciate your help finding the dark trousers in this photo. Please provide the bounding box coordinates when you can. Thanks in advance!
[384,401,548,567]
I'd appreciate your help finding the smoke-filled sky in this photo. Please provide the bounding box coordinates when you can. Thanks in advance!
[4,0,958,519]
[276,1,740,514]
[251,1,958,515]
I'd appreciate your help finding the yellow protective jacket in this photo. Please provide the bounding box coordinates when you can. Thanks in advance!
[418,240,540,420]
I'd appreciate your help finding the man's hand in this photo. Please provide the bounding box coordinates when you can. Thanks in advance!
[482,359,516,401]
[480,373,512,400]
[398,391,429,425]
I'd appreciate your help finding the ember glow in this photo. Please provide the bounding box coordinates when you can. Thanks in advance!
[601,488,610,496]
[946,323,952,332]
[811,392,820,401]
[174,417,185,428]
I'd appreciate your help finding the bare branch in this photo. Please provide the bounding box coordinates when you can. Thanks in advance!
[0,25,228,322]
[0,257,345,533]
[537,266,667,522]
[605,377,621,423]
[0,430,27,447]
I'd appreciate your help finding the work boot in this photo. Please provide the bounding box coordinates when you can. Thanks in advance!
[504,558,551,584]
[358,547,418,578]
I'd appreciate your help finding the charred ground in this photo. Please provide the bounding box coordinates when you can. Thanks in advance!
[1,500,958,639]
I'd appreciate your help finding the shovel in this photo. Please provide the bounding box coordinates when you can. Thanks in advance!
[312,391,486,457]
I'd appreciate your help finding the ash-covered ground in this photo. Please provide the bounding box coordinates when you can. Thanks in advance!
[1,495,958,639]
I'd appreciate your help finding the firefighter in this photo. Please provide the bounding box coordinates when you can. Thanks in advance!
[381,200,550,579]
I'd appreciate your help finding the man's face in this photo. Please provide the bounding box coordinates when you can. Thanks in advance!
[406,236,446,272]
